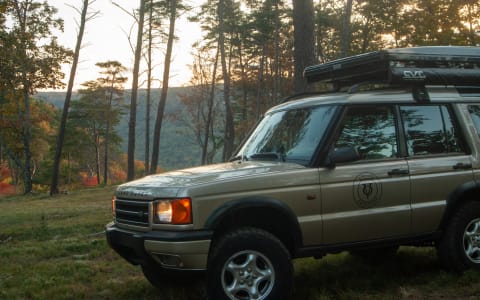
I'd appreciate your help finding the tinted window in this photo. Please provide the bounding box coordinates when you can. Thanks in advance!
[400,105,463,156]
[468,105,480,138]
[334,105,397,160]
[238,105,337,165]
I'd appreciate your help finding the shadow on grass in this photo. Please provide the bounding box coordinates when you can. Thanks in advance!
[292,247,479,300]
[112,283,206,300]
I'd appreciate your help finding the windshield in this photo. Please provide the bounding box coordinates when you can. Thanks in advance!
[235,105,337,165]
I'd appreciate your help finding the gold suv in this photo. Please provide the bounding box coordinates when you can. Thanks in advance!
[106,46,480,300]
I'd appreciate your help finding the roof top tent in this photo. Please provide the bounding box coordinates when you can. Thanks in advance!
[304,46,480,89]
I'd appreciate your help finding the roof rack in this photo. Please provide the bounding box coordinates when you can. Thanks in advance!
[304,46,480,88]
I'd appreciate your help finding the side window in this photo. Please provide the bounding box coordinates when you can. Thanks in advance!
[468,105,480,138]
[334,105,398,160]
[400,105,464,156]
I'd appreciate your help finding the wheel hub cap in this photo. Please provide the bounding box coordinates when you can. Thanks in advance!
[464,218,480,264]
[221,250,275,300]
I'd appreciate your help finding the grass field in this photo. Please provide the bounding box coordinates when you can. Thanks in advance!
[1,188,479,299]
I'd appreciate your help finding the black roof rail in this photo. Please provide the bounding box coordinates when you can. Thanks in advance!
[280,91,336,103]
[456,86,480,97]
[346,81,431,102]
[412,86,430,102]
[347,81,392,93]
[304,46,480,89]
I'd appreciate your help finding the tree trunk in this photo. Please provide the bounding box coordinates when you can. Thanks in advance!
[50,0,90,195]
[0,93,3,164]
[273,1,280,101]
[103,81,115,185]
[150,0,177,174]
[144,0,154,175]
[202,46,219,165]
[341,0,353,57]
[237,39,249,141]
[360,15,372,53]
[15,2,33,194]
[94,127,101,185]
[127,0,146,181]
[21,86,32,193]
[466,3,476,46]
[292,0,315,93]
[255,43,266,119]
[218,0,234,161]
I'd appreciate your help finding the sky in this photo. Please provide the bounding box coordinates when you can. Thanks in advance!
[49,0,201,91]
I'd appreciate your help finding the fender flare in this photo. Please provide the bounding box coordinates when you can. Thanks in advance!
[204,196,304,250]
[440,180,480,229]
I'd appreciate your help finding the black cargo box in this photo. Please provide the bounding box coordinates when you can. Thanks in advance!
[304,46,480,87]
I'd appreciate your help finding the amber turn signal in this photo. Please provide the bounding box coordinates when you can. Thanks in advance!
[154,198,192,225]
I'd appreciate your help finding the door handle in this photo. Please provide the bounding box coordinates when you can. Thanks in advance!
[453,163,472,170]
[388,169,409,176]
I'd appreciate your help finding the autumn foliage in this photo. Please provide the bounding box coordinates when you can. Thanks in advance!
[0,166,15,195]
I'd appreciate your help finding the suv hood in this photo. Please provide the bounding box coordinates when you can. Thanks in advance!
[115,161,305,199]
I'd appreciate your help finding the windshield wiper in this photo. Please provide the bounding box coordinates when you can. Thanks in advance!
[229,154,248,162]
[249,152,285,162]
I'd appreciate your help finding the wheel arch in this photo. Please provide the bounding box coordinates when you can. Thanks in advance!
[204,196,303,255]
[440,180,480,230]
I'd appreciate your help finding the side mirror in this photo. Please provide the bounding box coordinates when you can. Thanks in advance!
[326,146,360,168]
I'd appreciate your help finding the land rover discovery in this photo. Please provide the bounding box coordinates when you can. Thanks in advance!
[106,46,480,300]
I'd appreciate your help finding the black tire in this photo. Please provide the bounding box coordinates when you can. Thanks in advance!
[437,201,480,272]
[207,227,293,300]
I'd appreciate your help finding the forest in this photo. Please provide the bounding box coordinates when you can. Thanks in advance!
[0,0,479,195]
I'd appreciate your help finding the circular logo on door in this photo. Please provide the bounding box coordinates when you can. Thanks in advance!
[353,172,382,209]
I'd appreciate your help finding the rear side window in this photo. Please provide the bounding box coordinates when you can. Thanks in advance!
[468,105,480,138]
[400,105,464,156]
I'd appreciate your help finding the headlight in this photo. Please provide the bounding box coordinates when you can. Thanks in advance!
[154,198,192,225]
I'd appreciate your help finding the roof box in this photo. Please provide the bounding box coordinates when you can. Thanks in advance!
[304,46,480,87]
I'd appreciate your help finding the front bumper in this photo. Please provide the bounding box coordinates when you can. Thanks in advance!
[105,222,212,270]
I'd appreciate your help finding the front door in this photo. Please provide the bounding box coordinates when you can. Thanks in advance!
[320,105,411,244]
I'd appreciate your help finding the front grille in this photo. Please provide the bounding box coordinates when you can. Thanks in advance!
[115,198,150,227]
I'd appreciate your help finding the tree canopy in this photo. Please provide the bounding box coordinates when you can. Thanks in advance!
[1,0,479,194]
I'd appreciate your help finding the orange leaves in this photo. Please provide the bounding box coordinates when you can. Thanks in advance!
[79,172,98,187]
[0,166,15,196]
[109,162,127,184]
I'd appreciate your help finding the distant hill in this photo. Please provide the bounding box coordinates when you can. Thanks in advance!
[38,87,203,171]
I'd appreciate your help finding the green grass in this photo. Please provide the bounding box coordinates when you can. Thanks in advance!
[1,188,479,299]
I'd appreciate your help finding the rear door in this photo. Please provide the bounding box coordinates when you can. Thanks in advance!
[319,105,411,244]
[400,104,474,234]
[464,104,480,182]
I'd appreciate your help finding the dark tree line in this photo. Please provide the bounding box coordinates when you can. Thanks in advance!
[1,0,479,193]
